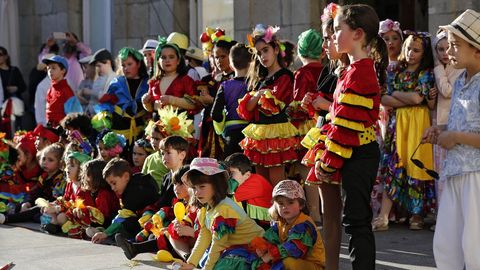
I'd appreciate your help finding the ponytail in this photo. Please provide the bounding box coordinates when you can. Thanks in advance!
[370,35,388,87]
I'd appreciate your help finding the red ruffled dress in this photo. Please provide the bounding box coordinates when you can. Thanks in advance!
[304,58,380,184]
[237,68,299,167]
[289,62,323,158]
[148,74,197,115]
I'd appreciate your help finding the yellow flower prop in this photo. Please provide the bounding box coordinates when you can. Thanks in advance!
[156,105,193,138]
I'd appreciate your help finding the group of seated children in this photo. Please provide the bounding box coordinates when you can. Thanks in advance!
[0,127,326,269]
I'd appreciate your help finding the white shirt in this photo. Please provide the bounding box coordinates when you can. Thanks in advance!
[34,76,51,125]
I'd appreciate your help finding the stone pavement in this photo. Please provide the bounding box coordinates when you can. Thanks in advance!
[0,222,436,270]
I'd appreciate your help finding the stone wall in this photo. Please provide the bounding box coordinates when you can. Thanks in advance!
[429,0,480,33]
[111,0,190,56]
[233,0,323,45]
[18,0,82,79]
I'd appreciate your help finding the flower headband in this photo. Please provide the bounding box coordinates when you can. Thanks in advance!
[379,19,403,40]
[321,3,340,22]
[118,47,143,62]
[247,24,285,57]
[404,30,432,49]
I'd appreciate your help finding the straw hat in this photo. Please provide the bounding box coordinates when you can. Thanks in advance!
[185,47,206,61]
[439,9,480,50]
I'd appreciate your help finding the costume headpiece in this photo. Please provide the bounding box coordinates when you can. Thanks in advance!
[33,124,60,144]
[154,36,182,76]
[321,3,339,22]
[403,30,432,50]
[297,29,323,59]
[155,105,193,138]
[379,19,403,40]
[200,27,232,56]
[68,130,93,155]
[247,24,285,57]
[102,132,126,157]
[67,151,92,165]
[433,29,448,48]
[14,131,36,158]
[118,47,143,62]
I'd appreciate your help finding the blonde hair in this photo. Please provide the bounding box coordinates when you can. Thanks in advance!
[39,142,65,169]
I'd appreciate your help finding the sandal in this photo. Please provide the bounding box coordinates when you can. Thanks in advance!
[372,217,389,231]
[409,216,424,230]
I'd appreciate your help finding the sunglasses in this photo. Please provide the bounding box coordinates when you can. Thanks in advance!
[410,142,439,179]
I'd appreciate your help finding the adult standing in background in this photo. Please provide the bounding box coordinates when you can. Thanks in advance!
[140,39,159,79]
[39,32,92,91]
[0,46,25,102]
[0,46,26,133]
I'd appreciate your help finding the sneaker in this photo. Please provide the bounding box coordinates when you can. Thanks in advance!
[115,233,137,260]
[0,213,5,224]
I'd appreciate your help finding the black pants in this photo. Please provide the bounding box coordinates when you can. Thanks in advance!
[5,207,41,223]
[341,142,380,270]
[223,127,245,158]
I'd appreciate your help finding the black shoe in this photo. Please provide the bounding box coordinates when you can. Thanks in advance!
[40,223,59,234]
[115,233,137,260]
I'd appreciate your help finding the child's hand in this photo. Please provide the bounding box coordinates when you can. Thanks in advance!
[43,205,57,214]
[422,126,441,144]
[91,232,107,244]
[301,93,313,108]
[174,223,195,237]
[260,251,273,263]
[160,95,172,106]
[311,95,330,111]
[197,91,214,105]
[437,131,458,149]
[254,89,266,98]
[72,207,84,219]
[314,161,333,183]
[142,93,152,103]
[429,87,438,100]
[175,261,195,270]
[255,248,267,258]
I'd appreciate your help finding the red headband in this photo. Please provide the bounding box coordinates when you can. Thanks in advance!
[33,124,59,144]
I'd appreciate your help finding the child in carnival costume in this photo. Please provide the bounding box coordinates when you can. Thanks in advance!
[146,104,195,160]
[238,24,298,186]
[94,47,149,145]
[0,133,27,214]
[134,111,193,241]
[97,131,127,162]
[196,28,237,159]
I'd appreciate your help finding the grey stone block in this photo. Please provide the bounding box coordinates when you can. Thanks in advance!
[35,0,53,15]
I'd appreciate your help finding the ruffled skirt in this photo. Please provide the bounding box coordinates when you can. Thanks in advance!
[240,122,299,167]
